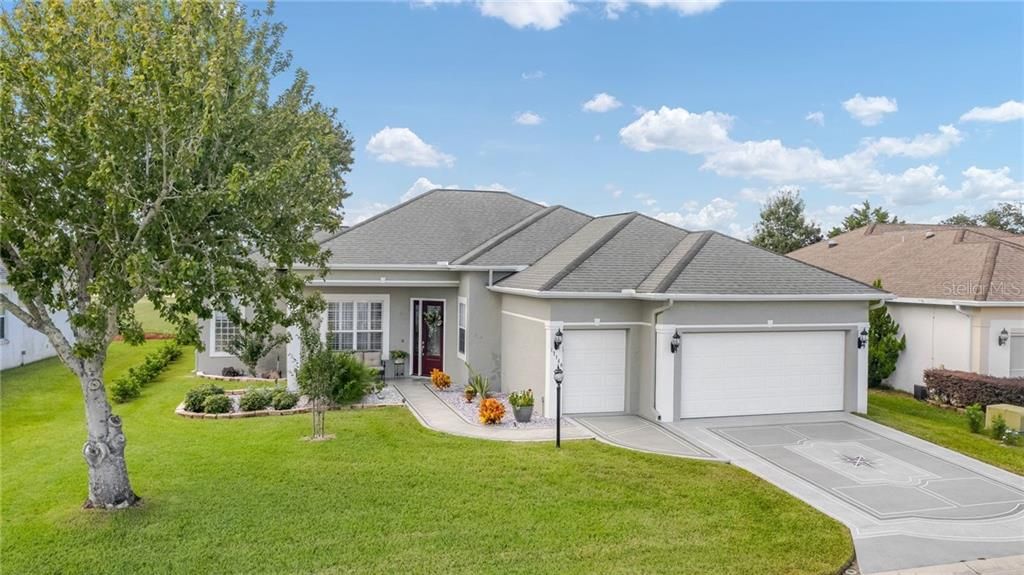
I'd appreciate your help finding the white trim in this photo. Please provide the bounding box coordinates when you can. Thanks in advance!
[320,293,390,356]
[661,322,862,331]
[209,307,244,358]
[500,310,548,325]
[489,285,893,302]
[309,279,460,287]
[410,297,446,376]
[856,321,869,414]
[890,297,1023,308]
[457,296,467,361]
[500,310,649,328]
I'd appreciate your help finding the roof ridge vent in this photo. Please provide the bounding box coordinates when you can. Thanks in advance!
[827,239,838,248]
[924,231,935,239]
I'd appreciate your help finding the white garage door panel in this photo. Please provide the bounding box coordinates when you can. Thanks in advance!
[563,330,626,414]
[680,331,845,419]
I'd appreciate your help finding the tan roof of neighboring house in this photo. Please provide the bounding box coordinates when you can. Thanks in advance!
[788,223,1024,302]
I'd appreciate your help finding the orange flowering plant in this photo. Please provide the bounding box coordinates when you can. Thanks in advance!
[430,369,451,390]
[478,397,506,424]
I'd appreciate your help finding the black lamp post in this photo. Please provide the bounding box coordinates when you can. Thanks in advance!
[554,365,564,448]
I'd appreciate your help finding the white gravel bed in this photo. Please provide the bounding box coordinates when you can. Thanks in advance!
[357,384,405,406]
[430,384,557,429]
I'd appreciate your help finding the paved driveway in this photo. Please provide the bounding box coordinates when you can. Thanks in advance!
[666,413,1024,574]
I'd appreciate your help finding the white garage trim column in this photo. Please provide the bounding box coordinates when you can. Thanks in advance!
[544,321,564,419]
[655,325,677,421]
[856,321,869,413]
[286,322,301,392]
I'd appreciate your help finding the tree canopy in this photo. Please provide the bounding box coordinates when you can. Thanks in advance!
[0,0,352,507]
[940,202,1024,235]
[749,189,823,254]
[827,200,903,237]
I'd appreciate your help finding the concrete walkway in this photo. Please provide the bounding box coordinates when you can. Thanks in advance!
[572,415,721,460]
[394,381,593,442]
[870,554,1024,575]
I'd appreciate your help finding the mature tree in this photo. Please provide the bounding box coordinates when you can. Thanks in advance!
[942,202,1024,235]
[868,280,906,388]
[827,200,903,237]
[750,189,823,254]
[0,1,352,508]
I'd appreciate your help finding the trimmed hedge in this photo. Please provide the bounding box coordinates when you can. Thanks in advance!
[184,383,225,413]
[110,342,183,403]
[924,369,1024,408]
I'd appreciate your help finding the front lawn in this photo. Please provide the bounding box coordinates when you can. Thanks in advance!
[866,389,1024,475]
[2,344,852,575]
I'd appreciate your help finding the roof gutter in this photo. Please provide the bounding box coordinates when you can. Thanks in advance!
[890,297,1021,308]
[488,285,895,302]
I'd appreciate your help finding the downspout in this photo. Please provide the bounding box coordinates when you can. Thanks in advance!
[651,298,675,418]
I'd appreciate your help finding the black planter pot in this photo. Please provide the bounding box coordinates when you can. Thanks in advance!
[512,405,533,423]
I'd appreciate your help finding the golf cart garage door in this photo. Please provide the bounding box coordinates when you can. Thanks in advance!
[562,329,626,414]
[679,331,845,418]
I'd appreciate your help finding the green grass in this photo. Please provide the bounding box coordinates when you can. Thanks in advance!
[132,298,177,335]
[865,389,1024,475]
[2,344,852,575]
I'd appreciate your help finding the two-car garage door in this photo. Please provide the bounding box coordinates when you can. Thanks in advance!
[679,331,845,419]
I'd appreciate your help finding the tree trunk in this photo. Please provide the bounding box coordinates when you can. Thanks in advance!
[80,358,138,509]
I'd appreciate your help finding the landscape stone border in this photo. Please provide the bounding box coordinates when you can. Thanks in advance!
[195,370,283,384]
[175,389,404,420]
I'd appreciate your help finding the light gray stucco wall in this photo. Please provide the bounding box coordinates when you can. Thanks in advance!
[457,272,503,390]
[196,308,288,377]
[499,294,550,398]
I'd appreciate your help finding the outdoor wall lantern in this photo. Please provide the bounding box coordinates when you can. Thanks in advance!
[553,329,563,351]
[998,328,1009,347]
[670,331,681,354]
[857,328,868,349]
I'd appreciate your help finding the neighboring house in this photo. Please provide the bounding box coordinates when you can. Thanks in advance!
[790,223,1024,394]
[0,265,74,369]
[198,189,886,421]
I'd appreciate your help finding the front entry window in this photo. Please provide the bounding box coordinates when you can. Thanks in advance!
[326,300,383,352]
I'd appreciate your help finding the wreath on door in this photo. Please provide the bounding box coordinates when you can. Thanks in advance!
[423,309,443,332]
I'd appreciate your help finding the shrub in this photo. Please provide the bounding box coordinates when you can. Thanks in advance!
[221,366,242,377]
[990,414,1008,441]
[202,393,232,414]
[924,369,1024,408]
[271,390,299,410]
[868,281,906,388]
[110,376,141,403]
[110,341,182,403]
[239,386,275,411]
[965,404,985,434]
[467,366,490,400]
[227,330,288,376]
[1003,430,1022,447]
[478,397,505,425]
[463,385,477,403]
[184,383,225,412]
[297,350,376,405]
[509,389,534,408]
[430,369,451,390]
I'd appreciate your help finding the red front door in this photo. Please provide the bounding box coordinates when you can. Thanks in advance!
[417,300,444,375]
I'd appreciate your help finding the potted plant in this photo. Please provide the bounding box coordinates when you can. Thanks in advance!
[389,350,408,365]
[463,385,477,403]
[508,389,534,423]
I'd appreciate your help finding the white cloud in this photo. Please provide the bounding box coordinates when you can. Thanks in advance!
[475,182,513,192]
[959,100,1024,123]
[842,93,898,126]
[344,201,391,225]
[606,183,623,198]
[594,134,602,142]
[805,111,824,126]
[654,197,738,233]
[702,139,869,184]
[367,127,455,167]
[634,192,658,208]
[632,105,648,116]
[521,70,545,80]
[478,1,576,30]
[737,187,772,205]
[606,1,723,19]
[858,124,962,159]
[959,166,1024,200]
[582,93,623,113]
[515,111,544,125]
[402,177,459,202]
[619,106,734,153]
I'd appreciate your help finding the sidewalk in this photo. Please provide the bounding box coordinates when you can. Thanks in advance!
[869,554,1024,575]
[394,380,593,442]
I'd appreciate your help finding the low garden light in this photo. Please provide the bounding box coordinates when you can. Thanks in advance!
[857,328,868,349]
[553,329,563,350]
[998,328,1009,346]
[670,331,681,354]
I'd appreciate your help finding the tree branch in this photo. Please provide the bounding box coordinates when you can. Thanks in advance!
[0,293,42,331]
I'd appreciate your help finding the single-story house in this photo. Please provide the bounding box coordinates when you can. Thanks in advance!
[198,189,888,421]
[0,264,74,369]
[789,223,1024,393]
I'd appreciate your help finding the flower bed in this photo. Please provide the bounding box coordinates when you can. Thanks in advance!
[430,384,557,429]
[176,385,404,419]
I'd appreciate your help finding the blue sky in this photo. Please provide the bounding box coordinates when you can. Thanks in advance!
[269,1,1023,236]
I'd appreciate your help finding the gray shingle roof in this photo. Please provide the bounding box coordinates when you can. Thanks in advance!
[323,190,543,265]
[321,188,883,297]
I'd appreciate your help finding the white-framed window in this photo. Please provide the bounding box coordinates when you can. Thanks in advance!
[457,296,467,359]
[210,309,243,357]
[322,295,389,353]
